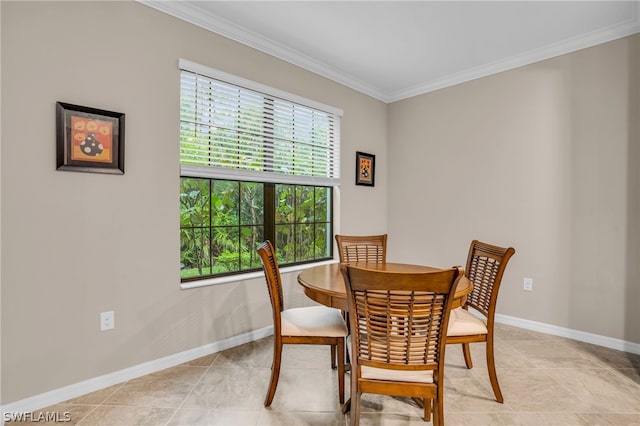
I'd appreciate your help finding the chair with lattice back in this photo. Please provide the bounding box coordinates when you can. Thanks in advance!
[341,263,463,426]
[335,234,387,263]
[446,240,515,403]
[257,240,348,407]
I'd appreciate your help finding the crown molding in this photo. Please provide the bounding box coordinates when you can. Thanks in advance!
[139,0,640,104]
[387,2,640,103]
[138,0,387,100]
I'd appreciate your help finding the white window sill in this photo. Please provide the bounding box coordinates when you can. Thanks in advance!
[180,258,339,290]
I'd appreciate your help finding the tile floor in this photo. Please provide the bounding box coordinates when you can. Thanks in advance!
[19,323,640,425]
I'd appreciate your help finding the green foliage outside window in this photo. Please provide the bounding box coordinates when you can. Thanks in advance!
[180,178,331,281]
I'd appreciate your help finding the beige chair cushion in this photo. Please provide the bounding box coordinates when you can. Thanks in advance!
[361,365,434,383]
[281,306,348,337]
[447,307,488,336]
[347,336,434,383]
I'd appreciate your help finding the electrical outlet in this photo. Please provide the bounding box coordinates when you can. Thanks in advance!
[100,311,115,331]
[523,278,533,292]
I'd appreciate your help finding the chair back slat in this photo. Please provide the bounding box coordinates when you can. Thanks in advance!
[342,265,462,372]
[335,234,387,263]
[257,241,284,320]
[465,240,515,318]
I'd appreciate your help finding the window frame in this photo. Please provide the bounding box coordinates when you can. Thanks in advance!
[178,60,342,288]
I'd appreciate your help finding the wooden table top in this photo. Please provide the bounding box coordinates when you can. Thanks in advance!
[297,262,472,311]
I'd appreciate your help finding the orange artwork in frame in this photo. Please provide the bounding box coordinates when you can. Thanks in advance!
[355,151,375,187]
[56,102,125,174]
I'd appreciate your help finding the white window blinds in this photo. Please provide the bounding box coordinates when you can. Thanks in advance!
[179,59,341,186]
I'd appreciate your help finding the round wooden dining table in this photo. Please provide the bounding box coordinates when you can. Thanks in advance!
[297,262,472,311]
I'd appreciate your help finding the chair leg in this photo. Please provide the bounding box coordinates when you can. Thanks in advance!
[331,343,337,369]
[434,392,444,426]
[350,385,361,426]
[462,342,473,369]
[341,398,351,414]
[486,336,504,403]
[337,338,345,403]
[264,342,282,407]
[423,398,431,422]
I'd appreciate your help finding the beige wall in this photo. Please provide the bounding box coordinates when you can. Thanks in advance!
[388,34,640,344]
[0,1,387,404]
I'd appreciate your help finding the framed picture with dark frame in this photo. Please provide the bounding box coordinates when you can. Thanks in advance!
[56,102,125,174]
[355,151,375,187]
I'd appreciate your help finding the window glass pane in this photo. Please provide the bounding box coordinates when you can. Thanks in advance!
[275,184,294,224]
[295,186,314,223]
[315,223,330,258]
[212,227,239,273]
[212,180,239,226]
[240,182,263,226]
[296,224,314,261]
[276,224,295,263]
[180,227,211,280]
[180,177,212,280]
[315,187,330,222]
[241,225,264,269]
[180,178,210,226]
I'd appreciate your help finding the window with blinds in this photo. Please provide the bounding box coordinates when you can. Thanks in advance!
[178,59,341,283]
[179,59,340,185]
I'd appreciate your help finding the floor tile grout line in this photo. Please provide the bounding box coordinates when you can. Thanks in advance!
[162,352,223,426]
[71,380,128,425]
[70,404,99,426]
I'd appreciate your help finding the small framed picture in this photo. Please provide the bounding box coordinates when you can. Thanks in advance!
[56,102,125,174]
[355,151,375,187]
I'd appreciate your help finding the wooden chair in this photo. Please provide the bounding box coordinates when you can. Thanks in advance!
[446,240,515,403]
[340,263,464,426]
[335,234,387,263]
[335,234,388,366]
[257,240,348,407]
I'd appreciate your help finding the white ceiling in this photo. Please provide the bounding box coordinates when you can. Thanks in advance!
[141,1,640,103]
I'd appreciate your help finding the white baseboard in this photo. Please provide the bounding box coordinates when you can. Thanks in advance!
[0,326,273,417]
[495,313,640,355]
[2,317,639,417]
